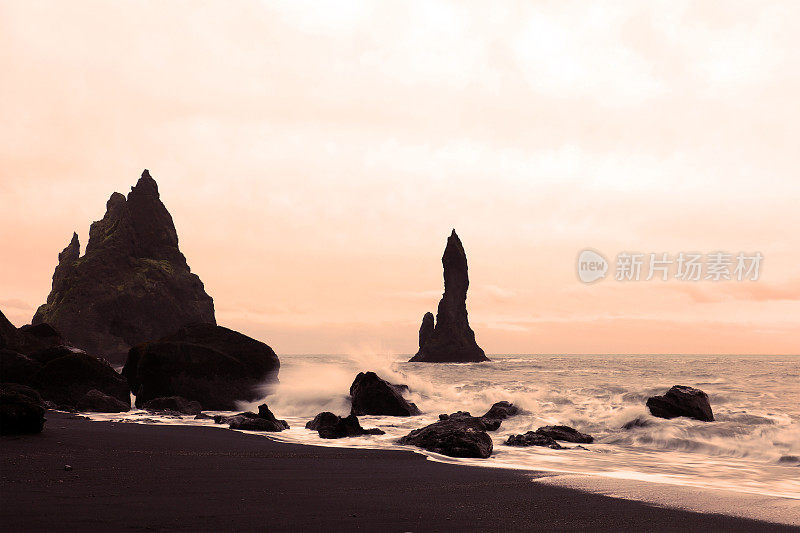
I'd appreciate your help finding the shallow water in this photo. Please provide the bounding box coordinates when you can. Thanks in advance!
[90,353,800,509]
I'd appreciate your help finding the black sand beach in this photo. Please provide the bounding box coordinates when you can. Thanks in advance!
[1,412,794,532]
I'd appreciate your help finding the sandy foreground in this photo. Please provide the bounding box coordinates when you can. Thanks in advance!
[0,412,796,532]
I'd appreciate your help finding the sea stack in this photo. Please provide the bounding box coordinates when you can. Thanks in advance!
[32,170,215,364]
[410,230,488,363]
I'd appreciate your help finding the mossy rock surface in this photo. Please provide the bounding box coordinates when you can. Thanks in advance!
[32,171,215,365]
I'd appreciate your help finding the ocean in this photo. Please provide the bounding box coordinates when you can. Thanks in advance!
[92,353,800,519]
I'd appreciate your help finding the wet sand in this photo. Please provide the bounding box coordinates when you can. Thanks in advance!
[0,412,795,532]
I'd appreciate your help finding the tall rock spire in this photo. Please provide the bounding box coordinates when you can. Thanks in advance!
[32,169,215,364]
[409,230,488,362]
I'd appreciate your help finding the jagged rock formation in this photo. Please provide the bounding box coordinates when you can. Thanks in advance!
[123,324,280,410]
[418,312,434,350]
[32,170,215,364]
[410,230,488,363]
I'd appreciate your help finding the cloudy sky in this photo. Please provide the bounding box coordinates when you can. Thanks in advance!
[1,0,798,354]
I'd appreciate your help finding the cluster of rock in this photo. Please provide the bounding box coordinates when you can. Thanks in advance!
[2,169,725,463]
[214,404,289,432]
[287,368,601,460]
[300,371,523,458]
[299,372,598,460]
[398,401,520,458]
[1,170,283,434]
[506,432,562,448]
[302,371,417,440]
[506,425,594,449]
[1,308,131,430]
[306,412,385,439]
[410,230,488,363]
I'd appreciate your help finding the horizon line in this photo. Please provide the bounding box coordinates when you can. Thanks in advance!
[278,352,800,357]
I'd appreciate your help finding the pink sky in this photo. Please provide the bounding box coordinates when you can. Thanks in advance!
[1,1,798,354]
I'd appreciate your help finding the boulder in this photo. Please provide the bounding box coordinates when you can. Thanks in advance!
[0,309,65,385]
[33,352,130,410]
[0,349,41,385]
[435,403,518,432]
[27,345,85,365]
[306,411,339,430]
[31,170,216,365]
[482,401,518,421]
[225,404,288,432]
[0,310,131,412]
[0,383,46,435]
[535,425,594,444]
[409,230,488,363]
[1,310,62,355]
[399,417,493,458]
[0,309,131,411]
[213,413,242,425]
[142,396,202,415]
[123,323,280,410]
[437,410,501,431]
[18,323,61,346]
[621,416,653,430]
[646,385,714,422]
[506,432,563,449]
[257,404,289,429]
[229,415,283,432]
[305,412,385,439]
[350,371,420,416]
[0,383,43,403]
[77,389,130,413]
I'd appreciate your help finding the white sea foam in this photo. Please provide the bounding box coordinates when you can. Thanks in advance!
[86,353,800,523]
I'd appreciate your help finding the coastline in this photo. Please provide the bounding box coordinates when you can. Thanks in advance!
[1,412,796,532]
